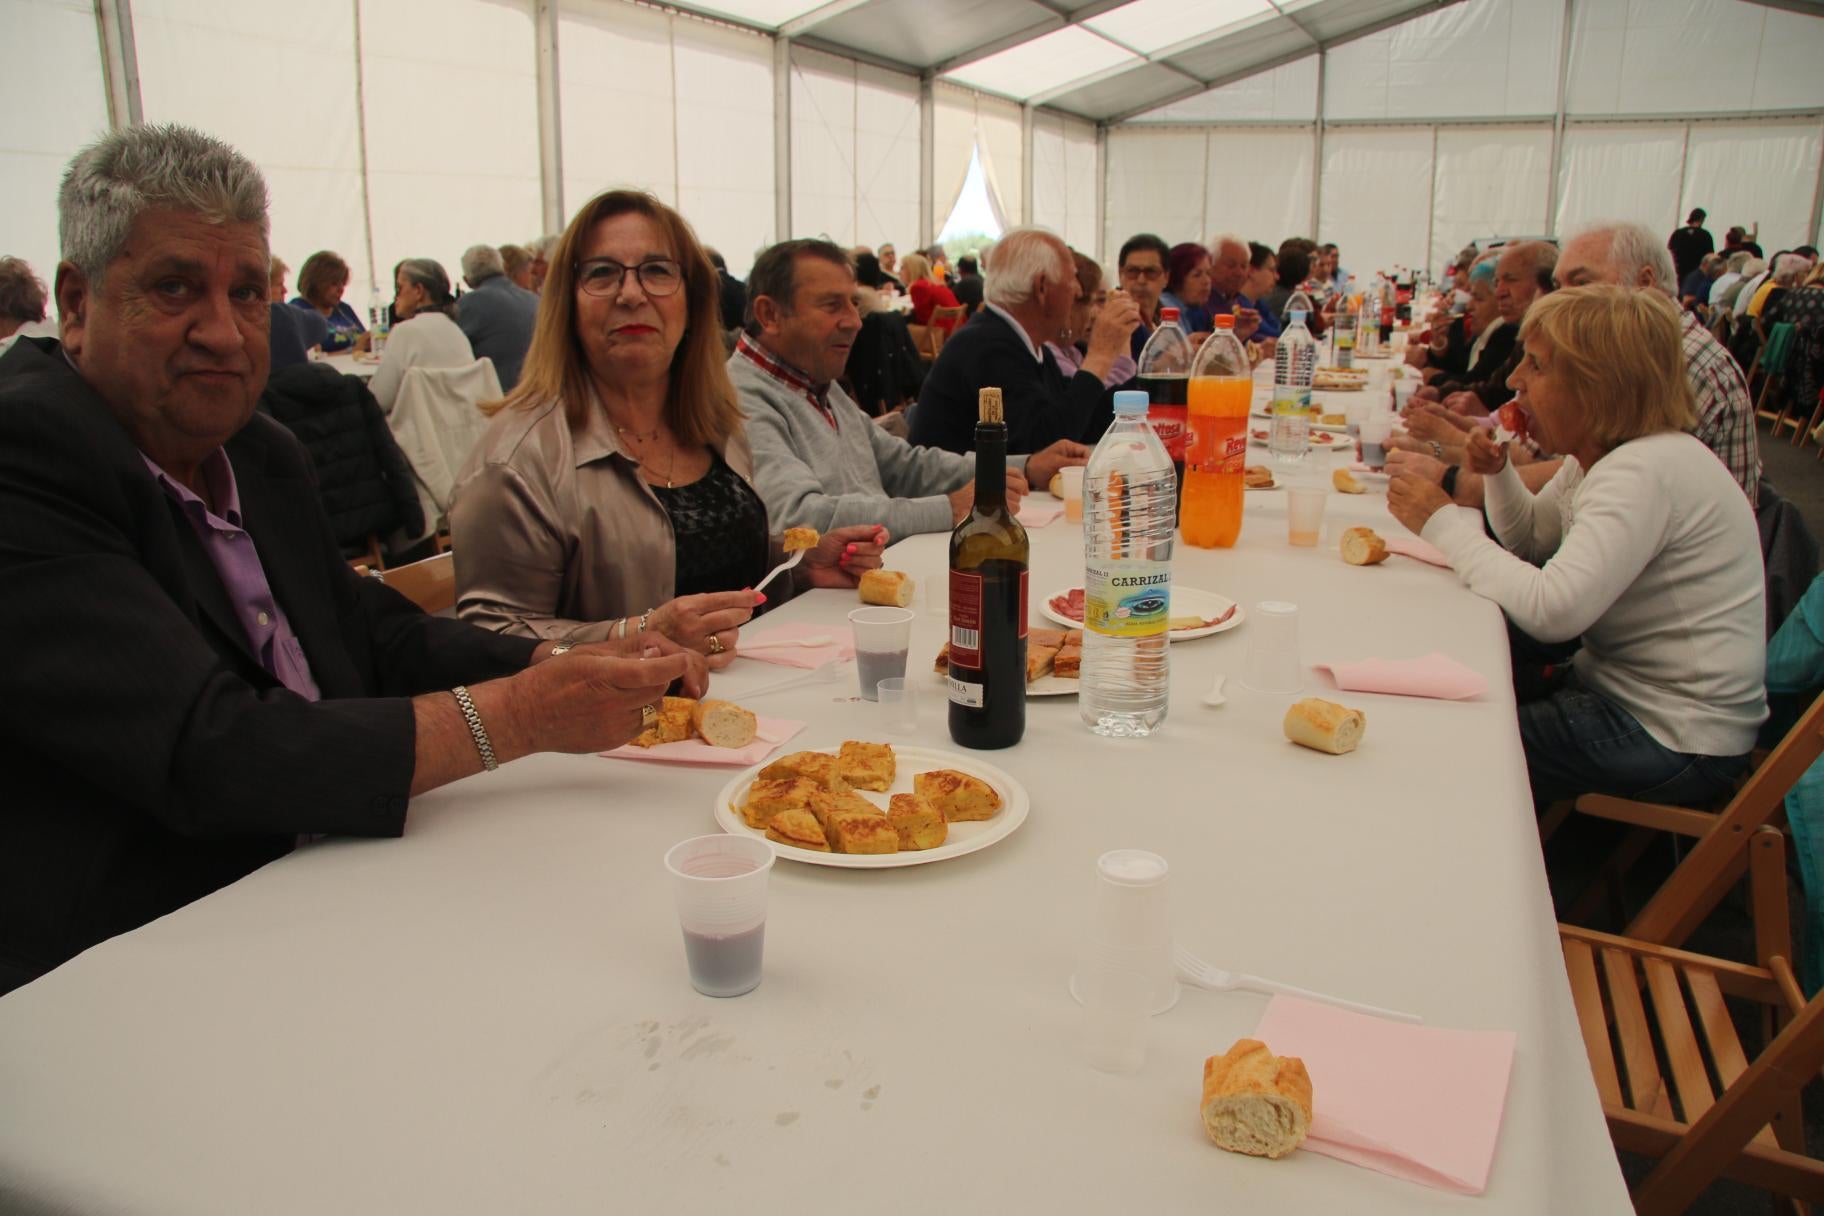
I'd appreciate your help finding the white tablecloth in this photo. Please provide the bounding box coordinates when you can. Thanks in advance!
[319,349,378,379]
[0,360,1630,1214]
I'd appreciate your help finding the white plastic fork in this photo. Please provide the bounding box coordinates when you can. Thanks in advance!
[1174,946,1422,1024]
[738,658,846,699]
[739,633,835,650]
[753,549,806,596]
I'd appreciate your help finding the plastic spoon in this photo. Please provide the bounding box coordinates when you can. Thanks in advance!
[1201,675,1227,707]
[1175,946,1421,1024]
[739,658,845,699]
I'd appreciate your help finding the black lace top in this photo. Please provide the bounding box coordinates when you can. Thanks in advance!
[651,453,770,599]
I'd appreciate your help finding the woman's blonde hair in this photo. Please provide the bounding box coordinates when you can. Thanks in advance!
[493,189,740,449]
[1518,284,1695,450]
[899,252,931,284]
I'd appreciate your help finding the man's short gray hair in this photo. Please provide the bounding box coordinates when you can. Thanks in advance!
[1207,231,1247,258]
[1773,253,1809,285]
[59,123,268,286]
[1573,221,1675,293]
[461,244,505,285]
[983,228,1072,308]
[527,234,559,258]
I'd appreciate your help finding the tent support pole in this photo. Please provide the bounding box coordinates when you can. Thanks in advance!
[1813,116,1824,245]
[1021,103,1035,226]
[351,0,379,302]
[1310,48,1326,238]
[774,37,792,241]
[534,0,564,238]
[919,76,935,248]
[1095,123,1107,264]
[1545,0,1574,234]
[93,0,141,129]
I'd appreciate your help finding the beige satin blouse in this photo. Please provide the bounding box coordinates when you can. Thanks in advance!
[448,394,786,642]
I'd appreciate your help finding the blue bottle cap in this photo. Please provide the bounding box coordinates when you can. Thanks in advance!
[1290,309,1307,325]
[1112,390,1148,415]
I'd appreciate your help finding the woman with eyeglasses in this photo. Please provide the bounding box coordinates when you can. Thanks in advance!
[449,190,886,666]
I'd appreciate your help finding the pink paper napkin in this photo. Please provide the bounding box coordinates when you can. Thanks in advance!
[1317,652,1488,700]
[1017,498,1065,528]
[1253,995,1516,1195]
[598,716,804,767]
[735,623,855,669]
[1380,535,1451,567]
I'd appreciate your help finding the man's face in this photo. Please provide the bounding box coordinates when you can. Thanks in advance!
[1210,240,1250,297]
[58,208,270,467]
[270,270,287,299]
[1119,248,1165,312]
[878,245,896,275]
[761,254,861,385]
[1494,248,1545,323]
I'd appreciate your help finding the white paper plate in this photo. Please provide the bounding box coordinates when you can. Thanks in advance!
[1040,585,1244,641]
[1249,406,1350,433]
[1247,428,1347,451]
[714,744,1031,869]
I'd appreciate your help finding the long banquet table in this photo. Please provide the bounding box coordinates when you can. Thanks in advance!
[0,358,1632,1213]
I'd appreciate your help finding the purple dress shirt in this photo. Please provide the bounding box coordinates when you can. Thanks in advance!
[141,450,322,701]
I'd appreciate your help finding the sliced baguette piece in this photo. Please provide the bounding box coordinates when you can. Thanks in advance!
[1283,697,1366,755]
[1200,1040,1313,1159]
[857,569,914,607]
[691,698,757,749]
[1339,526,1389,566]
[1332,467,1366,494]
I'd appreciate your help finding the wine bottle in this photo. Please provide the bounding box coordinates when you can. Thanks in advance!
[947,387,1028,750]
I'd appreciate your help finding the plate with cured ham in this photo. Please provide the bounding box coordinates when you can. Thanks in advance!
[1248,427,1343,449]
[1040,586,1244,641]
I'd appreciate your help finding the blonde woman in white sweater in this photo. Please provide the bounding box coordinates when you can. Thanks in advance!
[1389,285,1766,807]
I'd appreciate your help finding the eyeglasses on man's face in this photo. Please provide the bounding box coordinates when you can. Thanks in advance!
[575,257,684,298]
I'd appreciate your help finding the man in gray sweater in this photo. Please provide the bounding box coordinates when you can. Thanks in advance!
[732,239,1087,537]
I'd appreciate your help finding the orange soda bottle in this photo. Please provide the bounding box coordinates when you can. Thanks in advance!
[1181,316,1253,548]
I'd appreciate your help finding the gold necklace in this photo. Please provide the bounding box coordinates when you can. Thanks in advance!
[627,431,677,489]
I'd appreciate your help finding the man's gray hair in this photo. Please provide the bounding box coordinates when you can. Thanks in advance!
[527,234,559,258]
[1574,221,1675,293]
[59,123,268,285]
[983,228,1072,308]
[1699,252,1725,274]
[461,244,505,285]
[1727,250,1752,273]
[1207,231,1247,258]
[1773,253,1809,285]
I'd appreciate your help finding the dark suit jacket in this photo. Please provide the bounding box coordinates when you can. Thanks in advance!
[0,339,536,988]
[455,274,538,391]
[1434,326,1522,410]
[952,274,983,315]
[908,308,1111,456]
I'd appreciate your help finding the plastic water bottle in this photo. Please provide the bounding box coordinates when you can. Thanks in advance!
[1269,309,1318,463]
[368,304,390,355]
[1080,390,1176,738]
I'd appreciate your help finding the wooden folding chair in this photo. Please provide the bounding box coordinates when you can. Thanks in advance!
[1556,688,1824,949]
[1561,826,1824,1214]
[905,323,940,362]
[367,550,455,614]
[928,305,967,338]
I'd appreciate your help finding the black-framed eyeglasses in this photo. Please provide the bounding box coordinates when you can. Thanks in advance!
[575,257,684,298]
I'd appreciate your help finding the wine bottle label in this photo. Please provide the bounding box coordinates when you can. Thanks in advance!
[946,677,984,708]
[947,569,1028,669]
[1083,560,1170,639]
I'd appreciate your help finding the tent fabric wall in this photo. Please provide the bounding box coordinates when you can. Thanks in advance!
[1319,127,1434,275]
[1555,123,1686,241]
[1429,125,1553,266]
[930,83,1028,240]
[976,93,1025,231]
[2,0,113,310]
[852,66,919,252]
[674,21,776,275]
[1130,56,1319,124]
[1681,121,1824,257]
[1205,128,1313,251]
[1566,0,1824,116]
[1031,111,1100,253]
[1104,128,1207,263]
[561,1,677,222]
[932,84,977,239]
[1324,0,1560,122]
[789,48,918,250]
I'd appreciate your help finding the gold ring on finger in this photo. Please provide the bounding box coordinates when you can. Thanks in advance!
[707,634,725,655]
[640,702,659,731]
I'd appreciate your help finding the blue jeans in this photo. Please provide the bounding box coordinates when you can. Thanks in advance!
[1520,677,1750,809]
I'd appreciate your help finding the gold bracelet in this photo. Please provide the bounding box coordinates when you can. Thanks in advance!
[451,685,498,772]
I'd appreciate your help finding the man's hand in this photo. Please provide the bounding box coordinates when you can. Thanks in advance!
[1384,447,1448,486]
[1464,427,1508,476]
[1414,384,1443,403]
[517,635,702,754]
[1406,404,1475,443]
[802,524,890,590]
[1443,390,1488,417]
[1387,474,1454,538]
[1024,440,1090,493]
[649,589,763,670]
[1233,307,1261,342]
[1081,291,1141,382]
[947,482,975,525]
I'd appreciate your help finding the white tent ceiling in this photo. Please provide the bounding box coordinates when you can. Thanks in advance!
[665,0,1465,121]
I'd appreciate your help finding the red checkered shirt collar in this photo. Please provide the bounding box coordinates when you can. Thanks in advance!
[735,334,837,429]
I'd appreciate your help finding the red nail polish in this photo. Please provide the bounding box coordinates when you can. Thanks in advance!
[755,591,767,604]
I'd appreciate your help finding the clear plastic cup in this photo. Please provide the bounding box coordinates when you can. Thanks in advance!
[1242,600,1303,694]
[1287,486,1327,547]
[848,607,914,701]
[1359,416,1394,471]
[665,834,774,998]
[877,676,917,734]
[1073,849,1175,1074]
[1059,466,1085,524]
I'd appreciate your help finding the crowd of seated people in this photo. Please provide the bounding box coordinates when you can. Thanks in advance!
[6,117,1823,1001]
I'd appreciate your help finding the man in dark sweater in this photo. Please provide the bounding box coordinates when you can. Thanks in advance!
[909,227,1137,457]
[1668,209,1714,282]
[952,255,983,315]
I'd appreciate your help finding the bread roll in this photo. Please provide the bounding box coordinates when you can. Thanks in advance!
[858,569,913,607]
[692,699,756,749]
[781,526,820,552]
[1283,697,1366,755]
[1332,467,1365,494]
[1339,526,1388,566]
[1048,472,1064,498]
[1200,1040,1313,1159]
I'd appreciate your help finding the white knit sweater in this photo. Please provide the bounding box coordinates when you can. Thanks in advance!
[1424,431,1766,757]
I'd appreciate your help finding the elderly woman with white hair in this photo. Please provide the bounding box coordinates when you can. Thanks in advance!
[1389,285,1766,808]
[908,227,1139,457]
[367,257,475,411]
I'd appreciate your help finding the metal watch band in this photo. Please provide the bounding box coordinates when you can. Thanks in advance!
[549,642,574,658]
[451,685,498,772]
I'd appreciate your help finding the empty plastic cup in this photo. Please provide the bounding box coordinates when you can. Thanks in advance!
[877,676,918,734]
[1287,486,1327,547]
[1242,600,1303,694]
